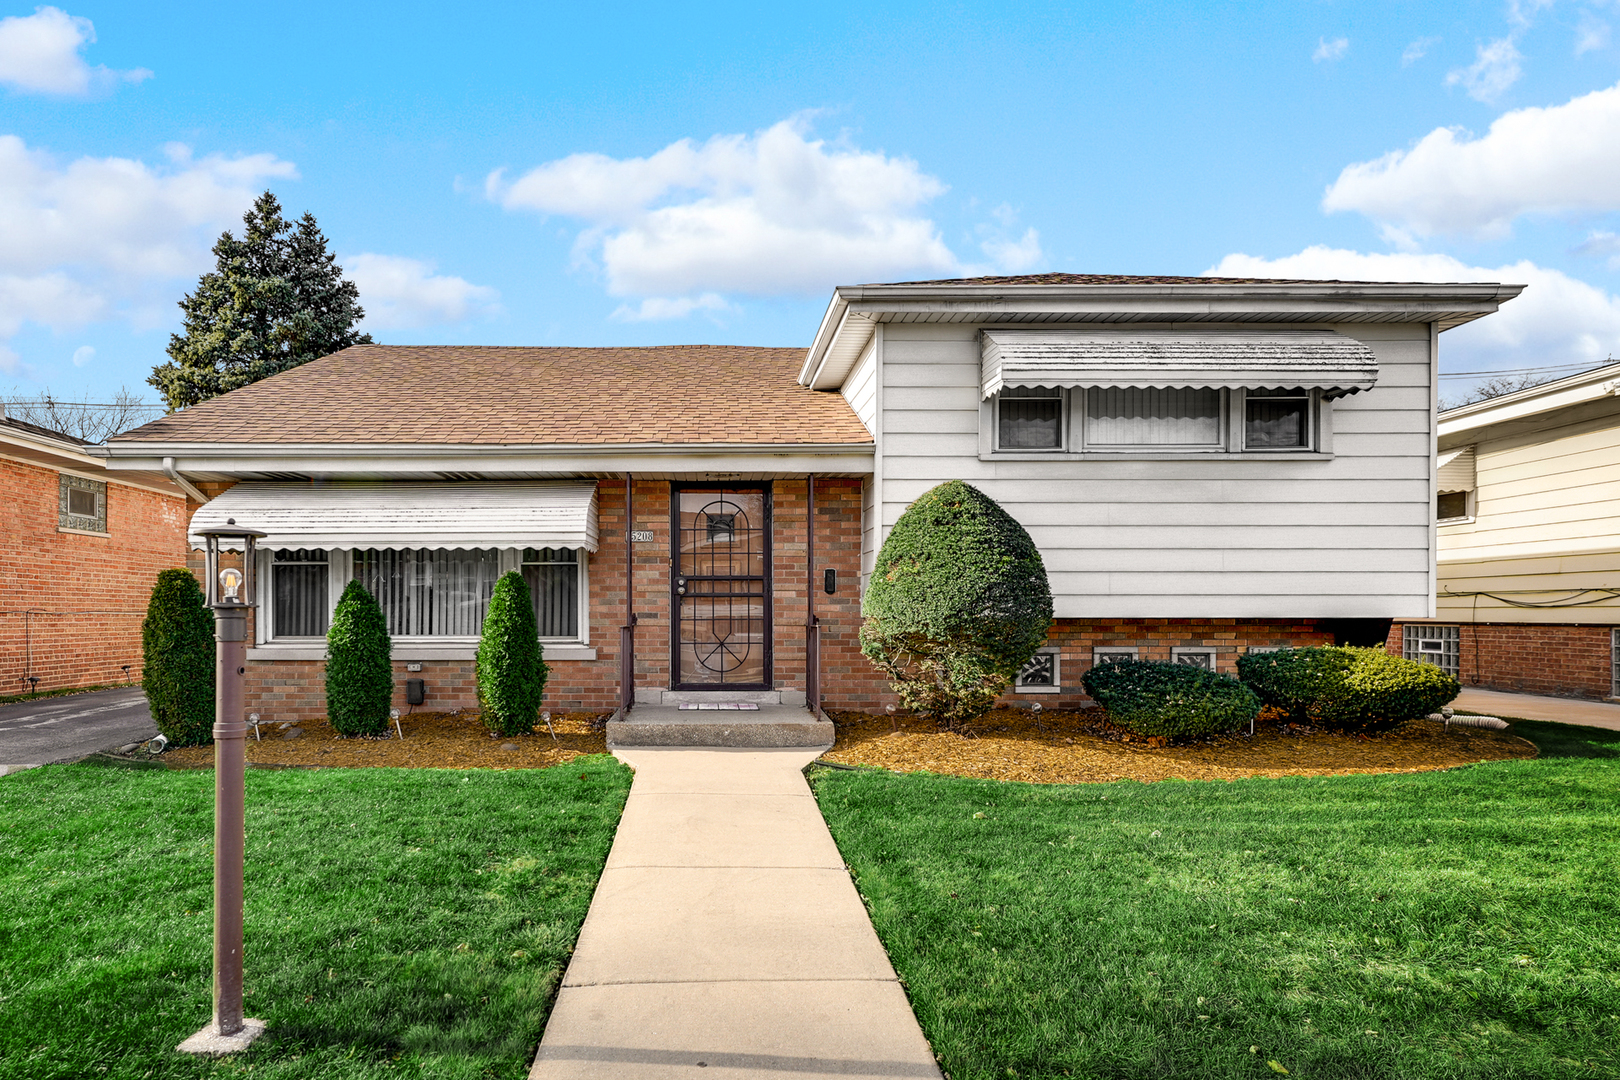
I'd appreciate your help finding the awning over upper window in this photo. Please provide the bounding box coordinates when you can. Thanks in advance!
[1437,446,1476,492]
[981,329,1379,400]
[188,481,600,552]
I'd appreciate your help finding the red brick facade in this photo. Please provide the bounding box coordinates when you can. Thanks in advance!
[1,456,189,694]
[1388,620,1616,700]
[221,476,1343,721]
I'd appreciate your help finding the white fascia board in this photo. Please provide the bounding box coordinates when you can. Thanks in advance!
[1439,361,1620,442]
[99,442,876,478]
[835,282,1523,325]
[799,288,856,385]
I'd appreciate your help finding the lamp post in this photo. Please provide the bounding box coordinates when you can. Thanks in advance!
[179,518,268,1055]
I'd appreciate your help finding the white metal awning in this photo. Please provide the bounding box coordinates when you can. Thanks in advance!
[188,481,600,552]
[981,329,1379,399]
[1437,446,1476,492]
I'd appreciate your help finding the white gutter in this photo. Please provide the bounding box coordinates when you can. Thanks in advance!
[1439,360,1620,440]
[161,456,209,503]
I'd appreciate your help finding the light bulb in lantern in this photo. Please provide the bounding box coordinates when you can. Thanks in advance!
[218,566,244,601]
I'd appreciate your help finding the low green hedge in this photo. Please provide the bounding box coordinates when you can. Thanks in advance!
[1080,659,1260,740]
[1236,645,1459,732]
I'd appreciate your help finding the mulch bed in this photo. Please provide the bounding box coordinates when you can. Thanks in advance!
[150,705,1537,785]
[818,707,1537,784]
[160,709,609,771]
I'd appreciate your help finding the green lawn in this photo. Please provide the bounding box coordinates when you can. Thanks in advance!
[0,756,631,1080]
[812,723,1620,1080]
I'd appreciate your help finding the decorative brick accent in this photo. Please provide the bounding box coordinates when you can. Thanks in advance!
[1388,620,1616,700]
[1,457,189,693]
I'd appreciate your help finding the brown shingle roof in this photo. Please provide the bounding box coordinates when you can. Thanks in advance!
[113,345,872,446]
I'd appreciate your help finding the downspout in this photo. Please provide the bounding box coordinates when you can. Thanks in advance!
[162,457,209,504]
[624,474,635,630]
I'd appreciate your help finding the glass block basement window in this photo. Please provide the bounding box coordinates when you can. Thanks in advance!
[1403,624,1460,677]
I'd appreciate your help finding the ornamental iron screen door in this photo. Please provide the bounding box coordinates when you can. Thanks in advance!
[671,484,772,689]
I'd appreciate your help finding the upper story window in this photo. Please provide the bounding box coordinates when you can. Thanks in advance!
[1437,491,1471,523]
[59,474,107,533]
[992,386,1319,454]
[997,387,1063,448]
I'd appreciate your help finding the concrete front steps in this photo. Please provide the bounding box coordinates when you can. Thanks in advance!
[609,691,832,748]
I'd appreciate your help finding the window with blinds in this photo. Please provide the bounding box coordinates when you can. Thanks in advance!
[523,548,580,638]
[996,386,1063,449]
[272,549,329,637]
[353,548,501,637]
[1084,387,1222,448]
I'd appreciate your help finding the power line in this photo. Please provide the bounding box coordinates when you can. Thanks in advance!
[1437,362,1601,379]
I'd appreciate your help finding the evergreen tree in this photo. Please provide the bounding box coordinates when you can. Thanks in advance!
[148,191,372,410]
[476,571,550,737]
[860,480,1053,728]
[326,580,394,737]
[141,569,216,746]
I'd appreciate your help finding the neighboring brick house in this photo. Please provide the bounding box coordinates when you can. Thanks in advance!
[1,409,189,695]
[1391,361,1620,699]
[97,274,1521,721]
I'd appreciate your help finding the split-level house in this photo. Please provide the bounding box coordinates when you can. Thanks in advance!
[96,274,1521,722]
[1391,360,1620,699]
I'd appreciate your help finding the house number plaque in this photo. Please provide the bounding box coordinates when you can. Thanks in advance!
[629,530,655,543]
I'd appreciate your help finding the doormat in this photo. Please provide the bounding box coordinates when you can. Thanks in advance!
[676,703,762,711]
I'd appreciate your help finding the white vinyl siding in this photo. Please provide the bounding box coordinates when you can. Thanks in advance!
[879,322,1435,619]
[840,339,878,436]
[1436,394,1620,624]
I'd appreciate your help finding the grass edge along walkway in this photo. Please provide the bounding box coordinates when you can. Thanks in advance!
[0,755,632,1080]
[811,722,1620,1080]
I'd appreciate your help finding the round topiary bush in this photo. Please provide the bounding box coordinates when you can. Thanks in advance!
[326,579,393,736]
[1238,645,1460,732]
[859,480,1053,728]
[476,570,549,737]
[1081,659,1260,740]
[141,568,216,746]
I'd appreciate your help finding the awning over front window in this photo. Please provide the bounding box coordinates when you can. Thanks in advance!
[981,329,1379,400]
[188,481,600,552]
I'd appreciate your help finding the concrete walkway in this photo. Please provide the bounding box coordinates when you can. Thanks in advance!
[1455,687,1620,732]
[530,747,941,1080]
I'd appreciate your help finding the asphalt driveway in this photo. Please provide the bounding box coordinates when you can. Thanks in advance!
[0,687,156,770]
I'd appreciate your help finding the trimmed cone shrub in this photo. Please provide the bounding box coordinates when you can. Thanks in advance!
[1081,659,1260,741]
[141,568,216,746]
[326,579,393,736]
[476,570,549,737]
[860,480,1053,728]
[1238,645,1460,732]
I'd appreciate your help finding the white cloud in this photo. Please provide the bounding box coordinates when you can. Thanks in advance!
[344,253,501,330]
[1576,12,1611,55]
[1322,82,1620,239]
[1207,246,1620,377]
[609,293,735,323]
[1313,36,1349,63]
[1402,36,1440,65]
[0,135,294,361]
[70,343,92,366]
[1447,36,1523,102]
[489,118,977,300]
[0,6,149,96]
[1575,230,1620,268]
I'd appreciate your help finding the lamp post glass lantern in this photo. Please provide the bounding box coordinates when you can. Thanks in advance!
[179,519,268,1054]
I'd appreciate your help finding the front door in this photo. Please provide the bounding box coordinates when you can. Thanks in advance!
[671,484,772,689]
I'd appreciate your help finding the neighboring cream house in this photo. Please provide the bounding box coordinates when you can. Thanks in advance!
[1392,361,1620,699]
[97,274,1522,720]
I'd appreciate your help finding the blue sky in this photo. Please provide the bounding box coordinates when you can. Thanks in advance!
[2,0,1618,404]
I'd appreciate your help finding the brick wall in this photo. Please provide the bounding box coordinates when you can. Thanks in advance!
[0,457,189,693]
[1388,620,1616,699]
